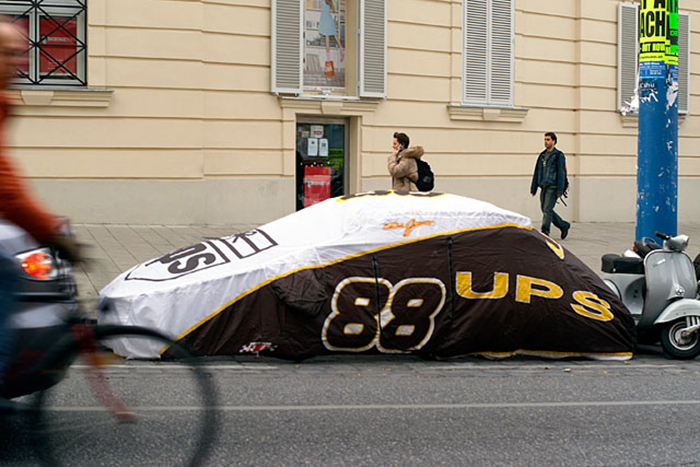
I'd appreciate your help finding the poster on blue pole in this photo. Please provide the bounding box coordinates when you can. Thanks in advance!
[639,1,667,78]
[636,0,678,241]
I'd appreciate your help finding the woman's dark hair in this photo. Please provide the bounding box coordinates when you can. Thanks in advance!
[393,132,410,149]
[545,131,557,143]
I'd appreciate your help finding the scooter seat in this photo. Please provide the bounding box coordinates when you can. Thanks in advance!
[633,240,661,258]
[601,254,644,274]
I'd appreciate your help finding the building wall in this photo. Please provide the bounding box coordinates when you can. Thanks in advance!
[7,0,700,226]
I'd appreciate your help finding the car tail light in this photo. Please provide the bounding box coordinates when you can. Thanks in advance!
[17,249,58,280]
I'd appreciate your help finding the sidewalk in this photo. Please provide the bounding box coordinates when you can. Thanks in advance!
[72,222,700,312]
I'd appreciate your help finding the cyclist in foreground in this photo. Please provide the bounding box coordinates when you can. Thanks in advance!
[0,18,82,407]
[0,20,217,466]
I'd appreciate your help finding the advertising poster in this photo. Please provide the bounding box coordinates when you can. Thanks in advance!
[303,165,331,207]
[39,17,78,78]
[665,1,679,66]
[304,0,345,90]
[638,1,667,78]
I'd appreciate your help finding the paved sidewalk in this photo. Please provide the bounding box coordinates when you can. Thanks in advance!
[71,221,700,313]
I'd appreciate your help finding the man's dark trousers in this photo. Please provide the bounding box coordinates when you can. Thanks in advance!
[539,186,570,236]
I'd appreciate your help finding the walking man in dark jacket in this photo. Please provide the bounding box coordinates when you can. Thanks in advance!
[530,132,570,239]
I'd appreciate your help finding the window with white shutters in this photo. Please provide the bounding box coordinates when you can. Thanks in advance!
[360,0,385,98]
[618,3,638,113]
[618,3,690,114]
[463,0,513,106]
[272,0,303,95]
[271,0,386,98]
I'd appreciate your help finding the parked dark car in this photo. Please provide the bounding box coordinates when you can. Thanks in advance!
[0,220,78,331]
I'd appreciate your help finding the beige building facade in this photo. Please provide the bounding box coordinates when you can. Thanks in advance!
[3,0,699,227]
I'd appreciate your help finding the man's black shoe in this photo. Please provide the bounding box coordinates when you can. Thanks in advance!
[560,225,570,240]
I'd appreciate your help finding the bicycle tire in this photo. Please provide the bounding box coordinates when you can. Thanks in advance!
[28,324,218,467]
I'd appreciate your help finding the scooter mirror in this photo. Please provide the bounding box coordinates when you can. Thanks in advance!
[666,234,690,252]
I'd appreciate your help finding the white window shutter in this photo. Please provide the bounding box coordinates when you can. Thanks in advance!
[489,0,513,106]
[678,11,690,114]
[271,0,303,94]
[617,2,638,112]
[360,0,387,98]
[464,0,488,105]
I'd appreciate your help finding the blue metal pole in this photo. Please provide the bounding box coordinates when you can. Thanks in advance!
[636,0,678,241]
[663,1,679,232]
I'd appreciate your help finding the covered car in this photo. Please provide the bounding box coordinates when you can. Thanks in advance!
[98,191,636,360]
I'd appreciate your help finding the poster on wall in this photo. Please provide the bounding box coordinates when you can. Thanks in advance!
[304,0,345,90]
[319,138,329,156]
[310,125,324,138]
[307,138,319,156]
[39,17,78,78]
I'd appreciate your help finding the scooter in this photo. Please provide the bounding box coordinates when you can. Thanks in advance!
[601,231,700,359]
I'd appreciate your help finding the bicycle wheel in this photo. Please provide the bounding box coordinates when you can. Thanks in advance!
[28,324,217,467]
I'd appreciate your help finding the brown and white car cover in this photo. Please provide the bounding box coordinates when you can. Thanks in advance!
[99,191,636,360]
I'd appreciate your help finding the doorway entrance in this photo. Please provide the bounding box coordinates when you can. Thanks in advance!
[295,119,348,210]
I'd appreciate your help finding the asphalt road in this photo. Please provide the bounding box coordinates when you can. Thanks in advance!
[3,349,700,466]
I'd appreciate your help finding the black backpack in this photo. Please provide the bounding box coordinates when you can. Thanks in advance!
[414,158,434,192]
[556,152,570,203]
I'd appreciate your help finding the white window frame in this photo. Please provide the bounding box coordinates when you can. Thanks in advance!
[0,0,87,86]
[462,0,514,107]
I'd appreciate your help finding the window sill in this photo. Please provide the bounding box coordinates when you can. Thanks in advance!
[447,105,528,123]
[9,88,113,108]
[620,113,687,128]
[278,96,379,115]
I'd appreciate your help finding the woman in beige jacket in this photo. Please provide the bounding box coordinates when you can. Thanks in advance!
[388,132,424,191]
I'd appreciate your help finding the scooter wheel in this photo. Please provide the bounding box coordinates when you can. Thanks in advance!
[660,318,700,360]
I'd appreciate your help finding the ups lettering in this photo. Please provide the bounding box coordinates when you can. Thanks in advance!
[158,243,217,274]
[456,271,614,322]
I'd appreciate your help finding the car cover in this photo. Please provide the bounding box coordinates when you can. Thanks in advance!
[98,191,636,360]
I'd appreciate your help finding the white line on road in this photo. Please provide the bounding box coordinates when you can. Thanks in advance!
[216,400,700,411]
[69,363,684,372]
[431,363,680,370]
[70,364,279,371]
[46,400,700,412]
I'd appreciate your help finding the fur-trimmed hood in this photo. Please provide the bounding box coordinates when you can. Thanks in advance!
[398,146,424,160]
